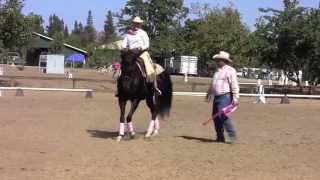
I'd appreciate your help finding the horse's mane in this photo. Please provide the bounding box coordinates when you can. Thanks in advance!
[120,50,144,75]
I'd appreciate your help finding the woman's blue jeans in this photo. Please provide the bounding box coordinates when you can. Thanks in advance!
[212,94,237,141]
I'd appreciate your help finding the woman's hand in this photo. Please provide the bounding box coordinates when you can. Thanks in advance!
[233,99,240,106]
[205,86,213,103]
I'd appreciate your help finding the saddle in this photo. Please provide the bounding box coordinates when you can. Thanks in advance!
[123,49,164,81]
[121,49,164,95]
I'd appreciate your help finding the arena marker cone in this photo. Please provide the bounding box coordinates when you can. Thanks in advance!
[255,84,266,104]
[16,89,24,97]
[85,91,93,98]
[184,72,188,83]
[280,94,290,104]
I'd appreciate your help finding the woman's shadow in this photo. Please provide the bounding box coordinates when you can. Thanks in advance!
[177,136,220,143]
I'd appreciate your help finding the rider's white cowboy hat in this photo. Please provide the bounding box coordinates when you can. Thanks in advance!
[212,51,232,62]
[133,16,144,24]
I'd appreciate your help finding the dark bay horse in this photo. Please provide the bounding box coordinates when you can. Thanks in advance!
[116,49,173,141]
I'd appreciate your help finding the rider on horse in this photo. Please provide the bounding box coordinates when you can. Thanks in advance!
[115,17,172,141]
[121,16,161,94]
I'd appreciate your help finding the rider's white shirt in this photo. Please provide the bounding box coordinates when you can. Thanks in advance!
[122,29,150,50]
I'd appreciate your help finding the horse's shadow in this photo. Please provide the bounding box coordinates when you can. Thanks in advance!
[86,129,118,139]
[87,130,219,143]
[177,136,219,143]
[86,129,146,140]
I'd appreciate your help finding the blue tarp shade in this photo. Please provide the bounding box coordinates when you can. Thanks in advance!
[65,54,85,64]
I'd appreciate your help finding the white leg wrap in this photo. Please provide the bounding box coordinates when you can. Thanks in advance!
[127,122,134,132]
[127,122,135,135]
[145,120,155,137]
[119,123,125,136]
[155,118,160,130]
[152,118,160,136]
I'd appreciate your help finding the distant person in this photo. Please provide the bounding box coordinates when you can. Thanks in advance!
[112,60,121,81]
[207,51,240,144]
[112,60,121,96]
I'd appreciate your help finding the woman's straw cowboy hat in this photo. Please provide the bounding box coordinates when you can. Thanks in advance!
[133,16,144,24]
[212,51,232,62]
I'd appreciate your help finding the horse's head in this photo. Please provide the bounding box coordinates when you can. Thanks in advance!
[120,49,144,75]
[120,49,142,65]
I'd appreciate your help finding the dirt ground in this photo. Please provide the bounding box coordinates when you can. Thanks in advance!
[0,91,320,180]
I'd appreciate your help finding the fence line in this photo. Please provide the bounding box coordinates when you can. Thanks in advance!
[173,92,320,99]
[0,87,93,92]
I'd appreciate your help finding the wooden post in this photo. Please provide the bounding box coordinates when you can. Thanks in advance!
[191,83,196,92]
[72,79,76,89]
[184,72,188,83]
[10,78,14,87]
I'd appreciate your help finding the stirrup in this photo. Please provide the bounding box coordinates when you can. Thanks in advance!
[155,87,162,95]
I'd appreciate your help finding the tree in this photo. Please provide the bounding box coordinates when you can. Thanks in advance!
[87,47,120,68]
[49,32,65,54]
[72,21,81,35]
[303,8,320,85]
[103,10,117,43]
[84,10,96,43]
[0,0,32,50]
[117,0,146,32]
[146,0,188,39]
[64,25,69,37]
[178,5,250,75]
[69,20,86,48]
[26,12,44,33]
[69,20,87,48]
[87,10,94,27]
[254,0,313,85]
[117,0,188,57]
[78,22,84,34]
[46,14,64,37]
[146,0,189,57]
[65,34,83,49]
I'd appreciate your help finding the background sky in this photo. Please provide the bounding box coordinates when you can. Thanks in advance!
[22,0,318,32]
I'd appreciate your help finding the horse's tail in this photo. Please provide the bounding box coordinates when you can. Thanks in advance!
[157,70,173,118]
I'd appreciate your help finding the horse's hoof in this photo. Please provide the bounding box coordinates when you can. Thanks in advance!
[145,133,152,138]
[152,130,159,137]
[116,136,122,142]
[129,132,136,139]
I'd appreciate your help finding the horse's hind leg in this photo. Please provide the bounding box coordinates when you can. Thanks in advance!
[117,99,127,142]
[145,97,159,137]
[126,99,141,138]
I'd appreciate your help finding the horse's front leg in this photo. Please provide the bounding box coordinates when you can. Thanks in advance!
[126,99,141,138]
[117,99,127,142]
[145,97,160,138]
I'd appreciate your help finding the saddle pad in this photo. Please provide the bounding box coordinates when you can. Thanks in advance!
[140,52,155,76]
[154,63,164,75]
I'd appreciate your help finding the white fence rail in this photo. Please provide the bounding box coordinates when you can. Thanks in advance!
[173,92,320,99]
[0,87,93,98]
[0,87,93,92]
